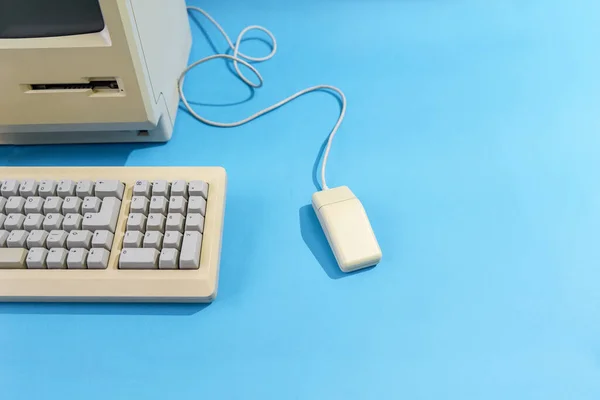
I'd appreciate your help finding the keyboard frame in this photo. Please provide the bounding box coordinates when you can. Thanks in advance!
[0,166,227,302]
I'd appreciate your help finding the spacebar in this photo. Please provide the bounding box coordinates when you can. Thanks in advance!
[0,249,28,269]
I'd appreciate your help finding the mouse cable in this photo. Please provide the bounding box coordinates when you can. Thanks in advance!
[178,6,346,191]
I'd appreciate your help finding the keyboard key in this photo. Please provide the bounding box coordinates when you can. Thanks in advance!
[43,213,64,231]
[0,197,6,213]
[180,231,202,269]
[7,230,28,248]
[19,180,39,197]
[163,231,183,249]
[5,196,26,214]
[47,230,68,249]
[159,248,179,269]
[38,180,57,197]
[166,213,185,232]
[5,214,25,230]
[62,196,82,214]
[23,214,45,231]
[189,181,208,199]
[92,230,114,251]
[66,230,93,250]
[26,230,48,249]
[76,180,94,198]
[146,213,166,232]
[187,196,207,216]
[26,248,48,269]
[133,180,151,197]
[0,230,8,247]
[47,248,68,269]
[149,196,168,215]
[127,213,147,232]
[143,231,163,250]
[67,248,88,269]
[82,197,121,233]
[63,213,83,231]
[0,214,5,230]
[43,196,63,214]
[130,196,150,215]
[152,180,170,197]
[0,248,27,269]
[168,196,187,215]
[88,248,110,269]
[57,180,76,198]
[95,180,124,200]
[123,231,144,248]
[185,213,205,233]
[171,180,188,198]
[1,180,20,197]
[119,248,159,269]
[24,196,44,214]
[82,196,102,213]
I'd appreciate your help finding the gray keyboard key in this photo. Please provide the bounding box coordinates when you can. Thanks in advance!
[130,196,150,214]
[0,214,5,229]
[67,248,88,269]
[82,197,121,233]
[5,214,25,230]
[23,213,44,231]
[0,248,27,269]
[1,180,20,197]
[189,180,208,199]
[26,248,48,269]
[149,196,168,215]
[180,231,202,269]
[143,231,163,250]
[127,213,147,232]
[63,213,83,231]
[166,213,185,232]
[7,230,28,248]
[76,180,94,198]
[24,196,44,214]
[123,231,144,248]
[62,196,82,214]
[171,180,188,198]
[43,213,64,231]
[47,230,68,248]
[43,196,63,214]
[168,196,187,215]
[187,196,207,216]
[5,196,26,214]
[152,180,170,197]
[119,248,159,269]
[57,180,76,198]
[163,231,183,249]
[133,180,151,197]
[159,248,179,269]
[66,230,93,250]
[26,230,48,249]
[95,180,124,200]
[92,230,114,250]
[82,196,102,213]
[0,197,6,213]
[146,213,166,232]
[0,230,8,247]
[47,248,68,269]
[38,180,57,197]
[185,213,205,233]
[19,180,39,197]
[88,248,110,269]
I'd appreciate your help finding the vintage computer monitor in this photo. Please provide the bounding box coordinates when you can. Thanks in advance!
[0,0,191,145]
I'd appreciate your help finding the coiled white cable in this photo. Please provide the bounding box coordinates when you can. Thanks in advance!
[178,6,346,191]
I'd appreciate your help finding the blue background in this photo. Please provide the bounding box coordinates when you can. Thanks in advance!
[2,0,600,398]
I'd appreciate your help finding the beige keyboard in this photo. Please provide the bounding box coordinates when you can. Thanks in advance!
[0,167,227,302]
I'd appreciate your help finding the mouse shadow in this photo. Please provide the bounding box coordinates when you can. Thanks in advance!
[0,302,210,316]
[299,205,373,279]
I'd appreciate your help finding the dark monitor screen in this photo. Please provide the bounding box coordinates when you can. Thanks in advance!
[0,0,105,39]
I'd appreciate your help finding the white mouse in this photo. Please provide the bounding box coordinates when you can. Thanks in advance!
[312,186,382,272]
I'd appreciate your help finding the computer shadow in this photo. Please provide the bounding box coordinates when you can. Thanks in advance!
[0,302,209,316]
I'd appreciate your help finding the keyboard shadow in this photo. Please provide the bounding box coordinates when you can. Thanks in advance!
[0,302,210,315]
